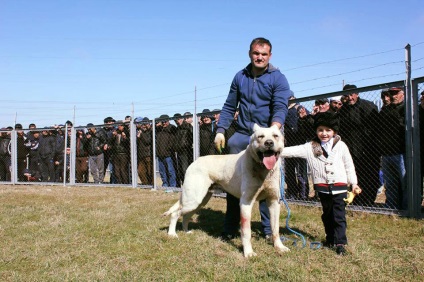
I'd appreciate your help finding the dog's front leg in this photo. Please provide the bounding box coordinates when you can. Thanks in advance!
[240,202,256,258]
[268,199,290,253]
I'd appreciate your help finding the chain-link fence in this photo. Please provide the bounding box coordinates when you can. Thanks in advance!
[1,77,423,218]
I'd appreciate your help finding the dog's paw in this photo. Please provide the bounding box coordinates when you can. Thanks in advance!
[167,232,178,238]
[244,251,257,258]
[276,244,290,253]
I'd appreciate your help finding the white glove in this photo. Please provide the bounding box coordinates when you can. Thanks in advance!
[214,133,225,154]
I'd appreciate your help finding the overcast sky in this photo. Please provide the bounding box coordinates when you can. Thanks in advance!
[1,0,423,127]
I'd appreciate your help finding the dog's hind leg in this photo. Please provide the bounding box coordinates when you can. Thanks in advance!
[182,191,213,233]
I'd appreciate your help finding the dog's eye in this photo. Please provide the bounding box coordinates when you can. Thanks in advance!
[273,134,279,139]
[258,135,265,139]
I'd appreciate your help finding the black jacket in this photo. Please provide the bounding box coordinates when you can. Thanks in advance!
[84,130,107,156]
[38,134,56,159]
[156,124,177,158]
[199,123,215,156]
[378,102,405,156]
[137,128,153,158]
[339,97,379,158]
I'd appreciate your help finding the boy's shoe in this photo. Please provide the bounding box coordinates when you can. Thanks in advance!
[336,244,348,256]
[322,241,334,249]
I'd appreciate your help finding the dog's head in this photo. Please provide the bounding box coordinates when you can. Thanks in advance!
[250,124,284,170]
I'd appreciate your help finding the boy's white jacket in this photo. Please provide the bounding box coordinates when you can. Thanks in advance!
[282,135,358,187]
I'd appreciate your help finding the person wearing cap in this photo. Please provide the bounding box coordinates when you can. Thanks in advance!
[213,37,292,240]
[199,109,215,156]
[380,89,391,108]
[339,84,380,207]
[284,94,306,199]
[0,128,12,181]
[136,117,153,185]
[282,111,361,255]
[75,128,89,183]
[173,113,193,186]
[155,114,177,188]
[84,123,108,184]
[329,96,343,113]
[14,123,29,181]
[378,87,407,210]
[110,122,130,184]
[102,117,116,184]
[37,127,56,181]
[183,112,194,126]
[312,98,330,115]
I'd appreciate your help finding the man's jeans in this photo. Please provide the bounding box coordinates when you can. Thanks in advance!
[382,154,407,210]
[158,156,177,187]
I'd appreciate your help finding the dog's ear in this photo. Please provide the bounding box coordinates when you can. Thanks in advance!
[270,124,279,131]
[253,123,260,132]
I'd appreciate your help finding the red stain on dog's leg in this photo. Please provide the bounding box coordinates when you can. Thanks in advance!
[241,216,250,229]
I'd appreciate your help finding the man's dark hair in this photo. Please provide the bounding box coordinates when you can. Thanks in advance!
[250,37,272,53]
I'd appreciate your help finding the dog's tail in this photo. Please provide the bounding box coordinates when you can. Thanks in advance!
[162,199,181,217]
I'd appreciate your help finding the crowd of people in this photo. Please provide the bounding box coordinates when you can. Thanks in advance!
[0,88,423,209]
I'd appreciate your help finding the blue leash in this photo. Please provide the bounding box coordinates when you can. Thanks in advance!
[279,165,321,250]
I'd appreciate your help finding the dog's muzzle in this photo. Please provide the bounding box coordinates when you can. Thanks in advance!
[257,139,280,170]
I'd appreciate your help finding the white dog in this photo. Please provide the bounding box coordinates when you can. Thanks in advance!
[163,124,289,257]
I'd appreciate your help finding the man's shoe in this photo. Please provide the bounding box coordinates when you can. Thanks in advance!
[336,244,348,256]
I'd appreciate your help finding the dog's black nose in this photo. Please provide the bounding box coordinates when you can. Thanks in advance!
[264,139,274,148]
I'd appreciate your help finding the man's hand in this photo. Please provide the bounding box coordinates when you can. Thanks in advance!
[214,133,225,154]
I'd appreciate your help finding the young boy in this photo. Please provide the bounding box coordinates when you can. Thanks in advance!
[282,111,361,255]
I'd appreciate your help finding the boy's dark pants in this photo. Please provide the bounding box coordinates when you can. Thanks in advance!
[318,192,348,245]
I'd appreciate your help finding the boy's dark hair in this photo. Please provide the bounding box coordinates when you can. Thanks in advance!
[250,37,272,53]
[313,112,340,132]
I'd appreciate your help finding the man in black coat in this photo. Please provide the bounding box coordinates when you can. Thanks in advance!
[339,84,380,206]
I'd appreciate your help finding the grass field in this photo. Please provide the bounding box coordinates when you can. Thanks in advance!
[0,185,423,281]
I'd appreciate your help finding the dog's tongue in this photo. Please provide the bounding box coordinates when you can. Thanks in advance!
[263,152,277,170]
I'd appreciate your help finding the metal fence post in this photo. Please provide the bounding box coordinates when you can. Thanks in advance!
[130,121,138,188]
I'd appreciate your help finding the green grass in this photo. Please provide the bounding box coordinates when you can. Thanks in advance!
[0,185,423,281]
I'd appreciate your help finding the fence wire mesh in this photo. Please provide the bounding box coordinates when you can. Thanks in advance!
[1,77,423,218]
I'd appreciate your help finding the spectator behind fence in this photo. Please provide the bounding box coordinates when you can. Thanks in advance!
[84,123,107,184]
[0,128,11,181]
[214,37,291,240]
[173,113,193,187]
[312,98,330,115]
[155,114,177,188]
[110,122,130,184]
[24,129,41,181]
[102,117,116,184]
[75,128,89,183]
[15,124,29,181]
[136,117,153,185]
[339,84,380,206]
[381,89,391,108]
[281,111,360,255]
[38,128,56,182]
[284,94,306,199]
[199,109,215,156]
[379,87,407,210]
[330,96,343,113]
[54,126,71,182]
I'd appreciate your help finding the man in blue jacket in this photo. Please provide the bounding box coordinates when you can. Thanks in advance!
[214,37,291,240]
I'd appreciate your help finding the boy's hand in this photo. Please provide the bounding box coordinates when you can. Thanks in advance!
[351,184,362,195]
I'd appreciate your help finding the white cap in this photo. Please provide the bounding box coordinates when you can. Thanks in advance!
[330,96,342,102]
